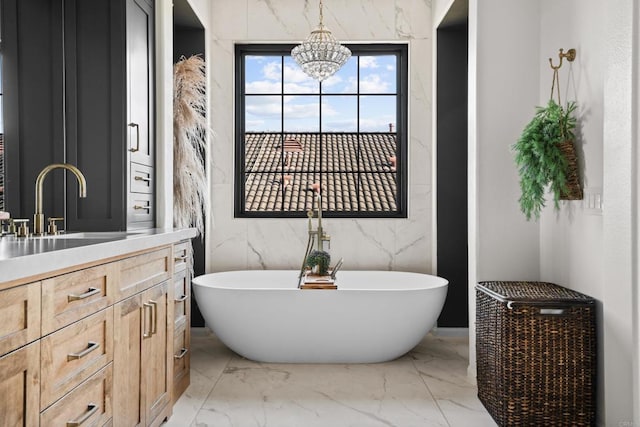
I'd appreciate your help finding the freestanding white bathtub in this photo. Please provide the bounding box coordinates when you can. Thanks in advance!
[192,270,448,363]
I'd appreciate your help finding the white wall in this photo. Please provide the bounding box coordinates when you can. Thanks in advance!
[156,0,174,229]
[538,0,639,424]
[466,0,541,375]
[538,0,607,422]
[538,0,604,335]
[466,0,639,423]
[155,0,211,230]
[207,0,434,274]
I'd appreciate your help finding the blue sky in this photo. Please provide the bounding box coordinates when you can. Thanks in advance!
[244,54,397,132]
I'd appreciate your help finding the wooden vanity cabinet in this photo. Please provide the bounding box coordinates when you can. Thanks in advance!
[172,240,192,403]
[0,281,41,356]
[0,342,40,427]
[113,281,170,427]
[0,240,191,427]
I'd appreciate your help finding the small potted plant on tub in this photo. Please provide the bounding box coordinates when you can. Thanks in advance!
[306,250,331,276]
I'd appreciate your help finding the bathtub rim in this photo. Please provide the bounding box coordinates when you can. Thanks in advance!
[192,269,449,291]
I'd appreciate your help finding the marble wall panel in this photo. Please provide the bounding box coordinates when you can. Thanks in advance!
[208,0,433,274]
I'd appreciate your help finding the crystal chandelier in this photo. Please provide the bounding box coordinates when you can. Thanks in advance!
[291,0,351,82]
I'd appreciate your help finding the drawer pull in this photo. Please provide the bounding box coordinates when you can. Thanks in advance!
[149,300,158,335]
[142,302,153,338]
[128,122,140,152]
[67,403,99,427]
[175,255,187,262]
[133,203,151,211]
[68,287,100,302]
[174,347,188,359]
[134,175,152,182]
[67,341,100,361]
[175,294,188,302]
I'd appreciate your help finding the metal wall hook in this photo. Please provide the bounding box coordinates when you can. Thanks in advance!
[549,48,577,70]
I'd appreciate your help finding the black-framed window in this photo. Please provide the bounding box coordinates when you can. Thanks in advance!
[235,43,408,218]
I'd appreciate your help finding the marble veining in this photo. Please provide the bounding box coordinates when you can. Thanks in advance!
[208,0,434,274]
[163,329,497,427]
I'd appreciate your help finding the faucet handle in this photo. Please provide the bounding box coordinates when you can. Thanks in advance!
[14,219,30,238]
[6,218,17,235]
[48,217,64,235]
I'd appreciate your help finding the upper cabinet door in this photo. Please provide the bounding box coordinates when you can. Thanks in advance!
[127,0,155,166]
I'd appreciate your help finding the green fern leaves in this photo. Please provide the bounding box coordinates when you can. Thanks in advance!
[513,100,577,221]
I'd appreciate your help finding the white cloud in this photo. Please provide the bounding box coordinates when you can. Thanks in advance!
[283,63,313,83]
[322,74,343,88]
[322,118,358,132]
[246,96,281,117]
[360,56,379,69]
[283,102,319,119]
[359,117,395,132]
[246,119,265,128]
[246,80,282,93]
[360,74,389,93]
[283,82,318,94]
[342,77,358,93]
[386,64,395,71]
[263,61,282,80]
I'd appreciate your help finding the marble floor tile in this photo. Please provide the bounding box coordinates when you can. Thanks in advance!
[163,328,497,427]
[163,369,217,427]
[196,357,448,427]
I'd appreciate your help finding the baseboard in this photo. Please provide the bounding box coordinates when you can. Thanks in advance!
[432,327,469,337]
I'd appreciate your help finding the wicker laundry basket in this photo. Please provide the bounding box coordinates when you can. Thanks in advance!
[476,281,596,426]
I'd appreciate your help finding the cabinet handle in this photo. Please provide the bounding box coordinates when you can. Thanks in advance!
[134,175,152,182]
[175,294,188,302]
[66,403,99,427]
[174,255,187,262]
[128,122,140,152]
[67,341,100,361]
[68,287,100,302]
[174,347,188,359]
[142,302,153,338]
[133,202,151,211]
[149,300,158,335]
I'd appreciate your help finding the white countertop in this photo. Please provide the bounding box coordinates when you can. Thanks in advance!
[0,228,197,284]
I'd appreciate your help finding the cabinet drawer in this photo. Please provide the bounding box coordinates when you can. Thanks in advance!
[173,241,190,274]
[0,282,41,356]
[130,162,153,194]
[0,341,40,427]
[42,264,116,335]
[173,270,190,326]
[41,363,113,427]
[128,193,154,225]
[117,247,171,300]
[41,307,113,410]
[172,320,190,403]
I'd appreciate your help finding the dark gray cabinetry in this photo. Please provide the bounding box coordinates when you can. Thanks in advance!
[1,0,155,231]
[125,0,155,229]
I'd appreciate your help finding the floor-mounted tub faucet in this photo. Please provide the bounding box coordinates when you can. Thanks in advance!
[298,186,332,286]
[33,163,87,235]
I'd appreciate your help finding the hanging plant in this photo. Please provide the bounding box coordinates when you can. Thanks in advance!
[512,99,578,221]
[173,55,208,236]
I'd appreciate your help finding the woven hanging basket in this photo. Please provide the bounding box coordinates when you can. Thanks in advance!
[558,139,582,200]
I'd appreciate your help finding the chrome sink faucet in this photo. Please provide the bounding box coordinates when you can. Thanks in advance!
[34,163,87,235]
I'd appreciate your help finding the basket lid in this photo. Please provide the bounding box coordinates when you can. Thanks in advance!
[476,281,595,307]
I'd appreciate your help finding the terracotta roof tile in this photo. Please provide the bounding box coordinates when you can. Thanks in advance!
[244,132,397,213]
